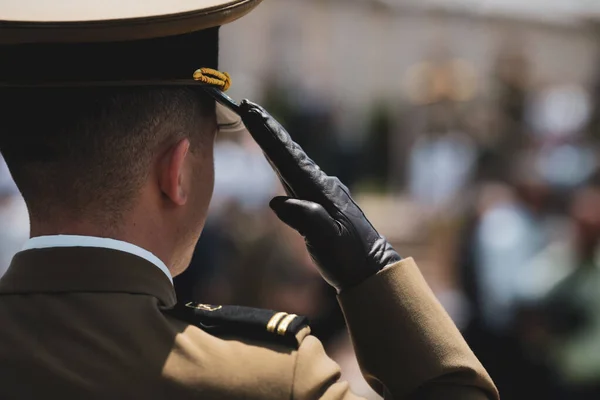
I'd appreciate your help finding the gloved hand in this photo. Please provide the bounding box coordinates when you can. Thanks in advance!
[238,100,401,293]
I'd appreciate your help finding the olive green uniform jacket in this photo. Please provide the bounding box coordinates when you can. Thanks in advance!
[0,247,498,399]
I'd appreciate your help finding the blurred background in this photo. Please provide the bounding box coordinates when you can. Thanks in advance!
[5,0,600,398]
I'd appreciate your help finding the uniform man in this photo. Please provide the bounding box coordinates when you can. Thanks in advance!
[0,1,499,399]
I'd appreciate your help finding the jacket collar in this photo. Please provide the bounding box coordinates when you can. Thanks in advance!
[22,235,174,284]
[0,247,177,308]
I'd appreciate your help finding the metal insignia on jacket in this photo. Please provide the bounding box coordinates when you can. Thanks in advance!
[185,302,223,312]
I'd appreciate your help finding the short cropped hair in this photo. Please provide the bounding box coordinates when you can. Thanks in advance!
[0,86,216,226]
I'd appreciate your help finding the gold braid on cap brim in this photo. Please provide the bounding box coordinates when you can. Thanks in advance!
[196,68,241,114]
[193,68,231,91]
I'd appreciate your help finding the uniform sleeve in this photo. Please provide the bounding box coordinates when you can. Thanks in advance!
[337,258,500,400]
[291,334,366,400]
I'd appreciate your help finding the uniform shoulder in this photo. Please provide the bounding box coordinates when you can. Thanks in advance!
[164,302,311,349]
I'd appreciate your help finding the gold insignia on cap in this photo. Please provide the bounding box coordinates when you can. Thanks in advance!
[193,68,231,91]
[185,302,222,312]
[266,312,288,333]
[277,314,298,336]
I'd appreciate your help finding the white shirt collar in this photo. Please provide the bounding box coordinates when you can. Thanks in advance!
[22,235,173,285]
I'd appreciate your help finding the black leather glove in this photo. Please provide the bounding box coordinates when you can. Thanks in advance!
[238,100,401,293]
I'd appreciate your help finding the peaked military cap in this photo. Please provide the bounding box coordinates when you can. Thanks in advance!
[0,0,261,133]
[0,0,262,44]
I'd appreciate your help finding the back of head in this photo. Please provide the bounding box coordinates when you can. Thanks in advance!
[0,0,261,270]
[0,86,216,228]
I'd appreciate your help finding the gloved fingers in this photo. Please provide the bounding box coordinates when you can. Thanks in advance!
[263,155,297,198]
[269,196,340,239]
[239,100,351,211]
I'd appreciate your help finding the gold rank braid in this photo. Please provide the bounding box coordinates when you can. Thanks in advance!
[193,68,231,91]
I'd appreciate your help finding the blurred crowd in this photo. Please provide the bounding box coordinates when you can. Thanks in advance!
[4,14,600,400]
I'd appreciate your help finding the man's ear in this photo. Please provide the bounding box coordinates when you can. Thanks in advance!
[158,139,191,206]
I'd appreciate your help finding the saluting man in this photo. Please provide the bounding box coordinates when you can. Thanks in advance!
[0,1,498,399]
